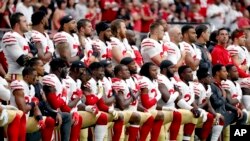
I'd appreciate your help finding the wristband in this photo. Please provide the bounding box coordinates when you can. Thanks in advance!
[35,115,43,121]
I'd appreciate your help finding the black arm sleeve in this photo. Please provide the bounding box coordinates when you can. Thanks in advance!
[16,54,29,66]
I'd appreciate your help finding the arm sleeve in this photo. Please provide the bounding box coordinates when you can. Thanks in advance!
[97,98,109,112]
[141,94,157,109]
[85,95,99,105]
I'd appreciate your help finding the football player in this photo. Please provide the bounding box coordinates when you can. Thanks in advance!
[10,67,55,141]
[2,13,33,82]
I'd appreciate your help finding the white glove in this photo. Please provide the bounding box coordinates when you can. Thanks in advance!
[85,105,99,115]
[198,108,208,122]
[162,106,177,111]
[155,94,161,101]
[0,109,8,126]
[109,108,119,120]
[1,105,18,110]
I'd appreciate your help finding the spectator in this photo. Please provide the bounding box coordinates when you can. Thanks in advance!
[188,3,205,23]
[206,0,225,29]
[16,0,34,24]
[237,9,250,30]
[141,0,155,38]
[129,0,141,33]
[0,0,15,28]
[52,0,66,30]
[75,0,88,21]
[65,0,77,19]
[85,0,102,29]
[99,0,119,23]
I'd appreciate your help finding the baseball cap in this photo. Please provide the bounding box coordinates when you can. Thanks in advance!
[70,61,86,69]
[96,21,110,35]
[100,60,112,67]
[58,15,74,31]
[197,67,210,80]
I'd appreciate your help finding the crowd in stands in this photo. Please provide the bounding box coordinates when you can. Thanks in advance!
[1,0,250,32]
[1,0,250,141]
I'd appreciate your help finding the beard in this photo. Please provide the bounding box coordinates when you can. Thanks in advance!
[231,77,238,81]
[70,29,76,34]
[119,31,126,39]
[105,70,114,78]
[166,70,174,78]
[129,40,136,46]
[44,24,49,30]
[130,69,137,75]
[104,35,111,42]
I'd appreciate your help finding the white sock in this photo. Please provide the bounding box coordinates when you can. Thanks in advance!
[183,136,191,141]
[177,99,193,110]
[242,95,250,110]
[210,125,223,141]
[95,125,107,141]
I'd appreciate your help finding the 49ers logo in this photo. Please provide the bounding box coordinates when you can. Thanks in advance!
[25,96,31,103]
[184,94,191,102]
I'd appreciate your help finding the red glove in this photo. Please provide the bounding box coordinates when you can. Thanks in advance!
[71,89,83,101]
[72,112,80,125]
[31,97,39,105]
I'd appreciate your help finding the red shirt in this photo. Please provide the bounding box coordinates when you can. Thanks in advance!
[100,0,118,23]
[211,44,249,78]
[211,44,231,65]
[141,3,154,33]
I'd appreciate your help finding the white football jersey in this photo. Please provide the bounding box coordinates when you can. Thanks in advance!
[92,39,112,60]
[110,37,135,65]
[179,41,200,79]
[227,45,249,66]
[63,76,82,111]
[102,77,114,108]
[2,31,30,74]
[157,74,176,107]
[42,74,68,102]
[141,38,164,64]
[165,41,182,65]
[86,78,103,95]
[81,37,93,64]
[138,76,161,111]
[179,41,200,60]
[112,77,137,111]
[193,82,212,105]
[102,77,113,98]
[175,81,195,105]
[53,31,80,57]
[10,80,35,116]
[222,79,242,102]
[30,30,54,72]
